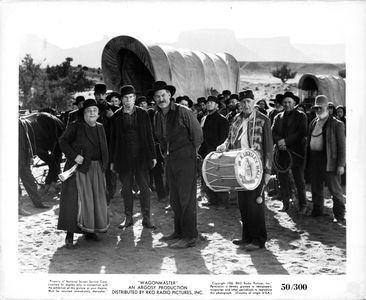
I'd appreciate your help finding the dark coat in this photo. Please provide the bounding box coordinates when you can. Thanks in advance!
[272,109,308,165]
[147,108,165,163]
[306,115,346,172]
[154,102,203,157]
[199,111,229,157]
[59,121,109,174]
[58,120,108,233]
[109,106,156,173]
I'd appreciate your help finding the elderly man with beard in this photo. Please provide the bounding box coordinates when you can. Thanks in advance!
[199,95,229,207]
[109,85,157,229]
[306,95,346,222]
[151,81,203,249]
[216,91,273,251]
[272,91,308,213]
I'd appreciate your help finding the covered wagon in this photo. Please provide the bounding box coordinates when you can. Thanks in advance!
[101,35,240,102]
[298,73,346,110]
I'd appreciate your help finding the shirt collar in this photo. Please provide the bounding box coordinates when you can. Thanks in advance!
[123,105,136,114]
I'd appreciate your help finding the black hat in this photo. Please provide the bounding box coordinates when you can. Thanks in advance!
[80,98,98,112]
[73,95,85,105]
[136,96,148,106]
[94,83,107,95]
[106,91,121,102]
[269,94,284,107]
[229,94,239,101]
[256,99,269,110]
[239,90,254,100]
[206,95,220,104]
[217,94,224,101]
[148,81,176,98]
[120,85,136,98]
[222,90,231,96]
[328,102,336,108]
[282,91,300,105]
[197,97,207,104]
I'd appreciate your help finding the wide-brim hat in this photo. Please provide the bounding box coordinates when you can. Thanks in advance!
[148,81,176,98]
[282,91,300,105]
[80,98,98,112]
[256,99,269,110]
[94,83,107,95]
[269,93,284,107]
[73,95,85,105]
[312,95,328,109]
[206,95,219,104]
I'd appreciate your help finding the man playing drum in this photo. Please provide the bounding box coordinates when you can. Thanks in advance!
[217,90,273,251]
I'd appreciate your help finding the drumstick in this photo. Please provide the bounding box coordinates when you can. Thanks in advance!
[256,183,266,204]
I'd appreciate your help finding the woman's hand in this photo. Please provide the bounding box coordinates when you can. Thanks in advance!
[74,155,84,165]
[216,144,226,153]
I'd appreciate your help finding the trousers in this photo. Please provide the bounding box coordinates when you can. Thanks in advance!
[310,151,345,219]
[278,162,307,208]
[237,182,267,247]
[166,147,198,239]
[119,165,151,218]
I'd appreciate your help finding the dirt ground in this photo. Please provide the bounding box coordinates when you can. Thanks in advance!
[18,80,346,275]
[18,174,346,275]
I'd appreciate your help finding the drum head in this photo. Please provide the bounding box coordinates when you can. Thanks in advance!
[234,149,263,190]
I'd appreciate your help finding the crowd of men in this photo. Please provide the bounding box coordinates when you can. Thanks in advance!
[19,80,346,250]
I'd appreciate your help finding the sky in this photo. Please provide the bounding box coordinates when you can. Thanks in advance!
[8,1,351,49]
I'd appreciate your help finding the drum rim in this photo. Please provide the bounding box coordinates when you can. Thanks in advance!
[234,148,263,191]
[202,151,233,192]
[201,152,212,191]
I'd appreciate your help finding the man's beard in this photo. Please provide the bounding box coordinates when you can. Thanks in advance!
[316,110,329,119]
[229,105,236,112]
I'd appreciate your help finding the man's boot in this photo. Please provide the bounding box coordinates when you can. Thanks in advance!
[118,215,133,228]
[142,215,156,230]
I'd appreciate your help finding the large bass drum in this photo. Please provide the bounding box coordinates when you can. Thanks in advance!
[202,149,263,192]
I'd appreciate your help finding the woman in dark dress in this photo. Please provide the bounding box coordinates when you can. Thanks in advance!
[58,99,109,248]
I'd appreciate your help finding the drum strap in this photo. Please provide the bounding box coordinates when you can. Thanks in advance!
[235,110,257,150]
[251,110,256,149]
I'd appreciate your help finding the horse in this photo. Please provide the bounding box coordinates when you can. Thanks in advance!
[19,112,65,191]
